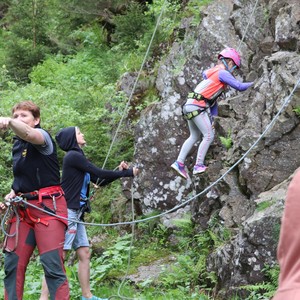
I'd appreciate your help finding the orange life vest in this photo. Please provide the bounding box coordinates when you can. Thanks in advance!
[189,64,227,107]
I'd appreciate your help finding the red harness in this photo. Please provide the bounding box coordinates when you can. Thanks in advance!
[10,185,65,226]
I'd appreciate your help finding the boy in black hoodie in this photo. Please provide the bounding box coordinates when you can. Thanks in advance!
[40,126,138,300]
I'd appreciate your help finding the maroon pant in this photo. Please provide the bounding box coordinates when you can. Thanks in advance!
[4,194,70,300]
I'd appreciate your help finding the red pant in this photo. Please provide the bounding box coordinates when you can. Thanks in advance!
[4,191,70,300]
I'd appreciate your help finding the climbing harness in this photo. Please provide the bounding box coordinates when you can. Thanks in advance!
[182,93,211,120]
[18,189,62,215]
[1,196,23,251]
[182,108,205,120]
[1,186,66,252]
[188,92,206,101]
[17,185,64,220]
[188,91,219,106]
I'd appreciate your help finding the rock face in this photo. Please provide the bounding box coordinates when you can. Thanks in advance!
[122,0,300,296]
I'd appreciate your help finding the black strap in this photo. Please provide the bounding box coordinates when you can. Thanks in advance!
[20,192,61,201]
[188,92,204,101]
[183,109,205,120]
[78,199,91,221]
[188,91,221,107]
[40,203,56,215]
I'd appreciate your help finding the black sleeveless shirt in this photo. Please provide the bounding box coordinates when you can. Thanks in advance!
[11,129,60,193]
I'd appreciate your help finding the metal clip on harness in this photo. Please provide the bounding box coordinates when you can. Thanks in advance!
[1,196,26,252]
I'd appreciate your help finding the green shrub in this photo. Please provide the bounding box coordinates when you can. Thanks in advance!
[112,2,150,50]
[293,106,300,116]
[220,130,233,150]
[241,264,280,300]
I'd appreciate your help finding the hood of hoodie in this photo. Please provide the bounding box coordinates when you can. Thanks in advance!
[55,126,82,152]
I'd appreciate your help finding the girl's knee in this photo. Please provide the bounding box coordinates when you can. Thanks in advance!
[204,132,214,143]
[188,133,201,143]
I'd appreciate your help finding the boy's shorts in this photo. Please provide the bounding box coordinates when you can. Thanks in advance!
[64,208,90,251]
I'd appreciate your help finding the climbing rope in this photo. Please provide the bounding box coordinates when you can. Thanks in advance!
[115,181,136,300]
[101,0,169,294]
[2,0,297,230]
[3,69,299,228]
[1,2,298,298]
[3,71,299,229]
[1,199,20,237]
[101,0,168,170]
[237,0,260,51]
[102,0,167,299]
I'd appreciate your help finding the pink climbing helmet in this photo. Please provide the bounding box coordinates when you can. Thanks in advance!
[218,48,241,68]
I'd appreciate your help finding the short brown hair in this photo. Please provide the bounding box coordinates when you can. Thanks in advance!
[12,101,40,119]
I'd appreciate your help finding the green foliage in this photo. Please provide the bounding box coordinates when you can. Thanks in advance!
[3,0,49,42]
[207,212,232,247]
[293,106,300,116]
[1,0,54,82]
[145,0,181,42]
[241,264,279,300]
[184,0,212,26]
[91,234,133,280]
[87,181,124,226]
[151,223,172,248]
[0,134,14,197]
[0,64,16,91]
[4,34,50,82]
[171,214,195,250]
[137,212,172,249]
[132,86,160,115]
[29,53,135,168]
[112,2,150,50]
[131,246,169,269]
[152,215,221,295]
[0,252,45,300]
[159,254,215,291]
[137,211,162,233]
[220,130,233,150]
[256,200,275,212]
[65,263,81,299]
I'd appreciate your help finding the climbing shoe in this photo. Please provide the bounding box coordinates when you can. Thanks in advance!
[171,161,188,179]
[193,164,207,174]
[81,296,108,300]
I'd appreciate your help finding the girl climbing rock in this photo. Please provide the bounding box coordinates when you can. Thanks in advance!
[171,47,253,179]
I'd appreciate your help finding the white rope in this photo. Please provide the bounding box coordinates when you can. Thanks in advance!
[116,181,136,300]
[237,0,260,52]
[4,0,299,230]
[16,72,300,226]
[102,0,168,169]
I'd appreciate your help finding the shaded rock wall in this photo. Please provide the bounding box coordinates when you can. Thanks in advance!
[124,0,300,296]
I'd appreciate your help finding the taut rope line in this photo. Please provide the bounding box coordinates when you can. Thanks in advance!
[101,0,168,170]
[3,71,299,228]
